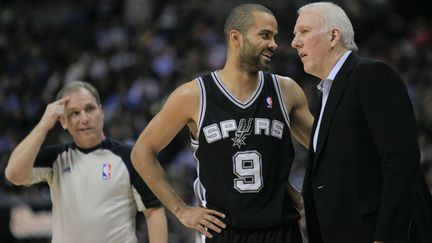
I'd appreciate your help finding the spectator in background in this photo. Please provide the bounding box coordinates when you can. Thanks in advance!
[291,2,432,243]
[5,81,168,243]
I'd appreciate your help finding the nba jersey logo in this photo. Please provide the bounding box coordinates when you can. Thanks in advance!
[266,96,273,108]
[102,162,111,180]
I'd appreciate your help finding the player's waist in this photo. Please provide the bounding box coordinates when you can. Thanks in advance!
[205,202,300,230]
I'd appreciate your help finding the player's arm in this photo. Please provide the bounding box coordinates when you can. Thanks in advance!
[5,97,70,185]
[277,76,312,209]
[143,207,168,243]
[287,183,304,210]
[131,81,226,238]
[278,76,313,149]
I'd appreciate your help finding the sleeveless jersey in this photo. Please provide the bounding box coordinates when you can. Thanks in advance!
[193,71,300,229]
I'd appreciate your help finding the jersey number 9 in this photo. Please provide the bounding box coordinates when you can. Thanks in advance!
[233,150,263,193]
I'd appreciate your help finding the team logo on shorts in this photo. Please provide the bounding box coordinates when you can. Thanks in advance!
[102,162,111,180]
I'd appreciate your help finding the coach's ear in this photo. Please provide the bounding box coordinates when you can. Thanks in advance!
[330,28,342,49]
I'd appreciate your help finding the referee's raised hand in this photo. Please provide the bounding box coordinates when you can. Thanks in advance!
[38,96,70,131]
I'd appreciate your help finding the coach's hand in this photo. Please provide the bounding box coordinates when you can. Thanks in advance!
[177,206,226,238]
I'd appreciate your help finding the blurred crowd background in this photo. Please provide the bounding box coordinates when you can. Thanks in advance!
[0,0,431,242]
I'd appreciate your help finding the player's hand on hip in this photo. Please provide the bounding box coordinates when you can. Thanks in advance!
[296,194,304,211]
[177,206,226,238]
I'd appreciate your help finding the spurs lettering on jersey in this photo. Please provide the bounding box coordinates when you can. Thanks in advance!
[203,118,284,147]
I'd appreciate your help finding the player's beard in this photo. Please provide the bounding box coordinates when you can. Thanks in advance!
[238,37,270,72]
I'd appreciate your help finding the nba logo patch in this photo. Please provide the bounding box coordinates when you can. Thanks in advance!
[102,162,111,180]
[266,97,273,108]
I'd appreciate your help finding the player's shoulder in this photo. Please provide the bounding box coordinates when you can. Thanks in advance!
[171,79,200,98]
[269,74,307,109]
[272,74,302,93]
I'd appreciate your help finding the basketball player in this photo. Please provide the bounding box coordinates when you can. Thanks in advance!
[5,81,168,243]
[131,4,313,242]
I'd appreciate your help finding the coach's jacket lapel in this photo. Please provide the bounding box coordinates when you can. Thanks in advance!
[313,53,359,173]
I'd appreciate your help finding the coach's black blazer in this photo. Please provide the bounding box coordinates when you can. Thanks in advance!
[302,53,432,243]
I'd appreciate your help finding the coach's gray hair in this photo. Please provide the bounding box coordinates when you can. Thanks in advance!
[299,2,358,51]
[224,4,274,41]
[56,81,101,105]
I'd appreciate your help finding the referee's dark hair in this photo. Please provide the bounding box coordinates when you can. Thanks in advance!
[56,81,101,105]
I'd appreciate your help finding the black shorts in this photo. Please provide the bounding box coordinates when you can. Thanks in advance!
[202,222,303,243]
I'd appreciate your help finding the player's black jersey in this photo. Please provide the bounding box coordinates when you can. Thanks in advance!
[193,71,299,229]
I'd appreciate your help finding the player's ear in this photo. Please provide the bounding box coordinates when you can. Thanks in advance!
[230,30,242,47]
